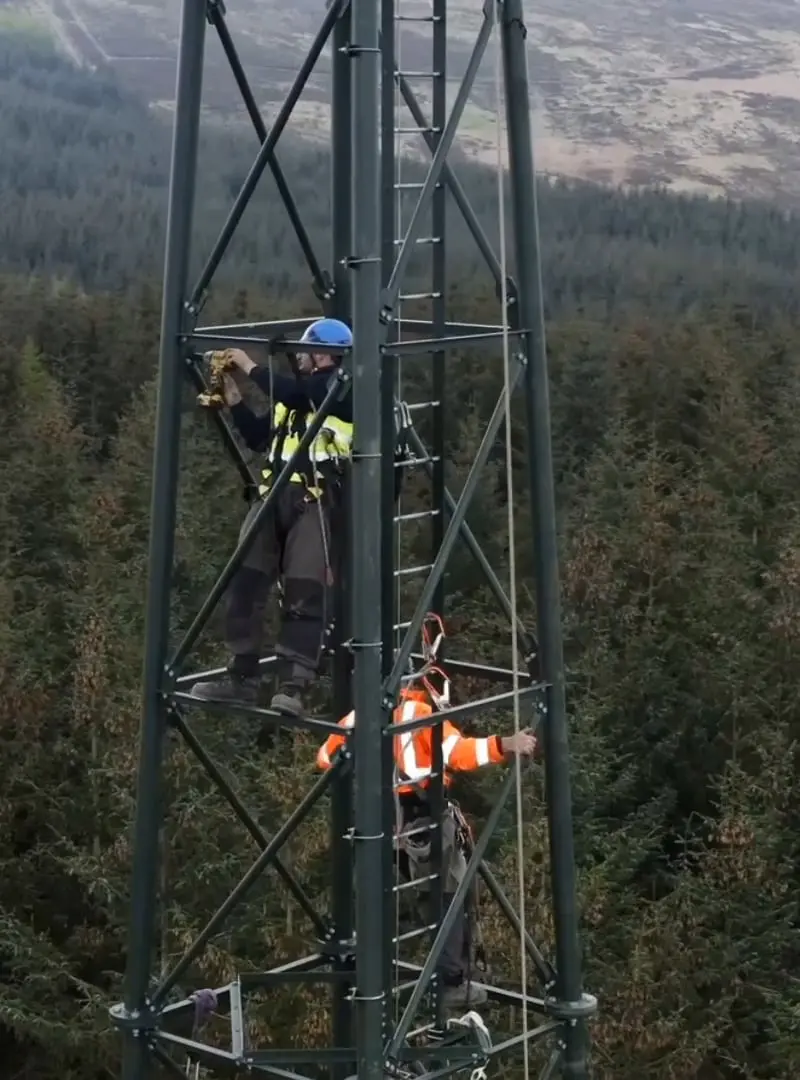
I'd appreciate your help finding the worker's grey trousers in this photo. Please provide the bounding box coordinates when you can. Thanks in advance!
[224,483,335,679]
[403,806,473,987]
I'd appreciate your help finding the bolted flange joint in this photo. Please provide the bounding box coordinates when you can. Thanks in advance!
[318,934,357,961]
[543,992,598,1023]
[109,1001,158,1033]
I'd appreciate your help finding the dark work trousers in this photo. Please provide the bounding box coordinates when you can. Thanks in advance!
[400,796,472,987]
[224,481,337,681]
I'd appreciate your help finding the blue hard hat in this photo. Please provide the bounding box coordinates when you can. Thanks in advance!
[301,318,353,349]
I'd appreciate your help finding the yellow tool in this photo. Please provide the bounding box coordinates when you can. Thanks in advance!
[196,350,236,409]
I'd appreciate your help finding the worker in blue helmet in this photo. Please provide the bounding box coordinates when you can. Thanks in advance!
[191,317,353,718]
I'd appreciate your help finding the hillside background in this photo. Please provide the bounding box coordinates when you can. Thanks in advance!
[2,10,800,1080]
[9,0,800,202]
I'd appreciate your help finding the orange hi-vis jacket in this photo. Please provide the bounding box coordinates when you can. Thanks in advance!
[315,688,505,795]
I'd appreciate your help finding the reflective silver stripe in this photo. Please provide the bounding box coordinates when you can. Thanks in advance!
[280,436,352,463]
[274,409,353,465]
[397,700,431,782]
[474,737,490,766]
[441,731,460,767]
[266,403,353,471]
[318,711,356,768]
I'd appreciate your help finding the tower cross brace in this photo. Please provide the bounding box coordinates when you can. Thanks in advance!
[110,0,597,1077]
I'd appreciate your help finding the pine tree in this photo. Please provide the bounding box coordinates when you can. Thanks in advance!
[0,340,109,1076]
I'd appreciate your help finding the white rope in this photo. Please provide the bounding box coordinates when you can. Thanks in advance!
[393,2,400,655]
[393,0,405,1025]
[494,5,530,1078]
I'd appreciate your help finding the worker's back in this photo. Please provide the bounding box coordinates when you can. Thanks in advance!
[316,688,504,787]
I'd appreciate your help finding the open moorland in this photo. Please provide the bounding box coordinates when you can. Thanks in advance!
[15,0,800,199]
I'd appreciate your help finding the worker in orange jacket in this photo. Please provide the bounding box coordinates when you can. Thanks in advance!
[317,679,537,1010]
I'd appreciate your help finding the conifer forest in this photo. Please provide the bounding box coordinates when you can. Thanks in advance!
[2,24,800,1080]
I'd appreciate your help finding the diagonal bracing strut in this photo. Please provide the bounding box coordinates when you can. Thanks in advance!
[383,0,496,317]
[188,0,346,310]
[385,355,525,698]
[170,706,331,938]
[395,75,506,293]
[206,0,330,299]
[151,758,344,1010]
[402,419,538,665]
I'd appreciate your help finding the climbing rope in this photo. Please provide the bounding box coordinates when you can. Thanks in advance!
[393,0,405,1026]
[449,1009,493,1079]
[184,989,218,1078]
[393,0,404,665]
[494,4,531,1079]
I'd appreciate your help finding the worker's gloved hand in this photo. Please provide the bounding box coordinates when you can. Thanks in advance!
[204,348,236,374]
[221,373,242,406]
[208,347,255,375]
[197,350,236,409]
[500,728,537,759]
[225,347,257,375]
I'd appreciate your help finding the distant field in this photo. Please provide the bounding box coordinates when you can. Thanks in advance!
[13,0,800,204]
[0,4,56,42]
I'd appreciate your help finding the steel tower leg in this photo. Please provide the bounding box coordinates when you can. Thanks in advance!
[332,1,353,321]
[330,5,354,1073]
[349,0,387,1075]
[500,0,595,1075]
[377,0,397,1029]
[117,1,207,1077]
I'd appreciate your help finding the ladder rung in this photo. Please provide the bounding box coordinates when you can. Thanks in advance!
[396,71,442,78]
[396,454,440,466]
[406,400,440,411]
[395,126,440,135]
[393,874,438,894]
[394,563,434,578]
[394,620,412,631]
[399,292,441,301]
[393,236,441,246]
[408,1023,437,1039]
[393,924,438,945]
[394,182,442,191]
[395,14,441,21]
[394,509,440,523]
[397,822,438,839]
[391,980,420,995]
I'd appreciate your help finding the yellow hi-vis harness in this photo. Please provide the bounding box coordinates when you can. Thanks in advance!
[258,402,353,499]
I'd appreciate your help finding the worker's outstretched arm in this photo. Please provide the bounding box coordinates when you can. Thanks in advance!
[218,345,305,406]
[225,347,353,421]
[220,374,271,452]
[443,722,537,771]
[248,365,352,423]
[441,722,505,771]
[316,711,356,770]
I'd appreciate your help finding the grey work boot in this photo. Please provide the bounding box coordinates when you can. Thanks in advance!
[189,670,262,704]
[270,662,315,718]
[440,982,488,1010]
[270,680,308,718]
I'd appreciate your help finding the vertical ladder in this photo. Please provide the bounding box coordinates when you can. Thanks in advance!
[380,0,450,1030]
[384,0,447,637]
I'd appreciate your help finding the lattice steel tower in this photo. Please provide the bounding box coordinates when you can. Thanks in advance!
[110,0,596,1076]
